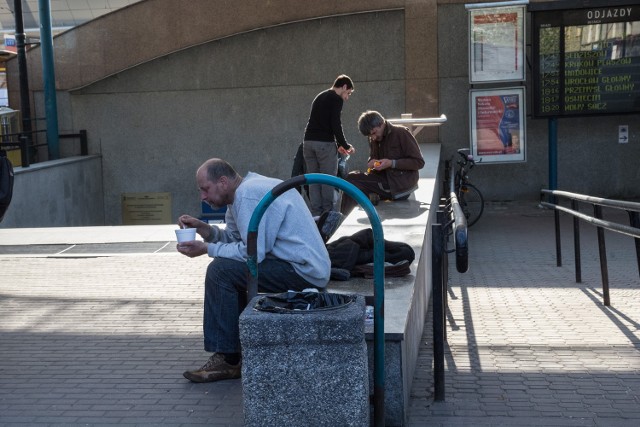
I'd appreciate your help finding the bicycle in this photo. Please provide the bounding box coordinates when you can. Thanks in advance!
[453,148,484,226]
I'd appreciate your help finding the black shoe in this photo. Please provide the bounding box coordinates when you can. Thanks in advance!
[183,353,241,383]
[317,210,345,243]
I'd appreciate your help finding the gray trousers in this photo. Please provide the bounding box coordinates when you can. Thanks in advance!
[303,140,339,216]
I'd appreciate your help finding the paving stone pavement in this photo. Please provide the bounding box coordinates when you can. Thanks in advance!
[0,201,638,426]
[408,201,640,427]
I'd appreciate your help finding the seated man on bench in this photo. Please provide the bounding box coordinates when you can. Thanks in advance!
[340,110,425,216]
[176,158,330,383]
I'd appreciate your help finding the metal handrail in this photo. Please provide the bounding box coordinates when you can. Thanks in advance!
[540,189,640,306]
[387,114,447,136]
[0,129,87,167]
[542,189,640,213]
[432,159,470,402]
[387,114,448,126]
[539,201,640,239]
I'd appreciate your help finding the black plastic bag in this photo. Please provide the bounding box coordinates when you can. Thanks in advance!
[254,291,356,314]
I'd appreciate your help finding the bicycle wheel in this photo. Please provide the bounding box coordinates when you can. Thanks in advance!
[457,183,484,226]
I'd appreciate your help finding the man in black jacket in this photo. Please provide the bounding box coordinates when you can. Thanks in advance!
[303,75,356,216]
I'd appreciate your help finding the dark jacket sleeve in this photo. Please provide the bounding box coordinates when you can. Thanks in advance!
[371,123,425,197]
[391,125,425,171]
[330,96,349,150]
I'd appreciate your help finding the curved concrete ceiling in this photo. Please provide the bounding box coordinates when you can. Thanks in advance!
[13,0,405,91]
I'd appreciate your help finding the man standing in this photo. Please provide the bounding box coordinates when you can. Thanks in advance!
[340,110,425,216]
[303,74,356,216]
[177,158,331,383]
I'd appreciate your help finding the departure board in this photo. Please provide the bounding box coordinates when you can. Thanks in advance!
[532,3,640,117]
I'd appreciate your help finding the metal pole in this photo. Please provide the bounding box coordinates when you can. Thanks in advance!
[19,134,29,167]
[548,117,558,191]
[442,212,450,343]
[549,119,561,267]
[79,129,88,155]
[13,0,34,164]
[593,205,610,306]
[432,222,445,402]
[554,208,562,267]
[38,0,59,159]
[628,211,640,278]
[571,199,581,283]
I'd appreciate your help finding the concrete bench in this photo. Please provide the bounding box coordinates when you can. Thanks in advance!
[325,143,441,426]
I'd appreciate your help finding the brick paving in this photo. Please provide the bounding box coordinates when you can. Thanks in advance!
[408,202,640,427]
[1,201,639,426]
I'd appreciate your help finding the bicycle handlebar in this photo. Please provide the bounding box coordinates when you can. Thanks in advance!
[456,148,476,168]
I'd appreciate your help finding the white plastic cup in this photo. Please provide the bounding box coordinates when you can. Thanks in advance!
[175,228,197,243]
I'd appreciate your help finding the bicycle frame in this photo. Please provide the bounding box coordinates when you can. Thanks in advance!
[454,149,474,190]
[452,149,484,226]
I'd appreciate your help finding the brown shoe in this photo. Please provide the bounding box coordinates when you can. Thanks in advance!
[183,353,241,383]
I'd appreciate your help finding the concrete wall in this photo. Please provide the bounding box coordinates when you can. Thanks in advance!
[70,11,406,225]
[8,0,438,136]
[0,156,104,228]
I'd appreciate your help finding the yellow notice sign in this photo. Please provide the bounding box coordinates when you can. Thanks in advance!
[6,149,21,167]
[121,192,172,225]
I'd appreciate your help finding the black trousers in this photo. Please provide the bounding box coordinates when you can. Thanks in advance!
[340,171,392,216]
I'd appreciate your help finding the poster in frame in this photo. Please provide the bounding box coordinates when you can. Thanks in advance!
[469,5,526,83]
[469,87,526,164]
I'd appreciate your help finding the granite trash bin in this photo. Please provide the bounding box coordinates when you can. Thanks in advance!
[239,291,369,427]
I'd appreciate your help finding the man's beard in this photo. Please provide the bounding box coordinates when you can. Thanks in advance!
[205,200,223,210]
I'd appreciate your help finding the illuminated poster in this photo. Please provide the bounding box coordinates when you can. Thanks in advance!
[470,87,526,163]
[469,5,526,83]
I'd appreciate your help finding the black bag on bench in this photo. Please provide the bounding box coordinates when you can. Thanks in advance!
[326,228,415,280]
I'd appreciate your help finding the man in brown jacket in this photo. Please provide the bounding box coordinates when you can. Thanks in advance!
[340,110,425,215]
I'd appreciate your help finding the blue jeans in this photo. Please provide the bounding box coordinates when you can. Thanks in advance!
[203,256,314,353]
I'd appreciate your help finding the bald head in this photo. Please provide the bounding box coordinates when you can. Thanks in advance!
[196,158,242,209]
[198,158,240,183]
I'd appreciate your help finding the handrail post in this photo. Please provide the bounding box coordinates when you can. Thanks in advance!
[443,160,450,197]
[593,205,610,306]
[79,130,88,155]
[19,134,30,167]
[541,188,640,305]
[554,200,562,267]
[432,220,445,402]
[437,208,450,342]
[628,211,640,278]
[442,220,449,343]
[571,199,581,283]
